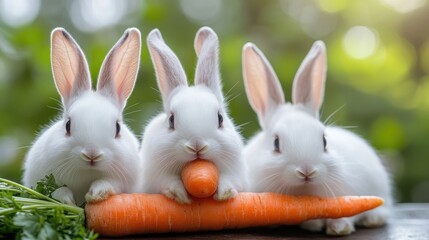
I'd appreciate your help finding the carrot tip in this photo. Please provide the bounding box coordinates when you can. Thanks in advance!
[345,196,384,205]
[181,159,219,198]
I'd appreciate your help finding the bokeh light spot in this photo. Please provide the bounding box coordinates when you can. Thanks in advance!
[180,0,222,23]
[0,0,40,27]
[317,0,348,13]
[381,0,425,14]
[70,0,128,32]
[299,4,337,39]
[343,26,378,59]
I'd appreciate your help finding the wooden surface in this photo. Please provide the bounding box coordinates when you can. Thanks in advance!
[104,203,429,239]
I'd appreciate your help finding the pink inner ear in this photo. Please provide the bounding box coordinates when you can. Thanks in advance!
[243,45,284,117]
[97,29,141,108]
[112,35,140,102]
[292,43,326,115]
[51,29,91,106]
[311,63,324,111]
[311,55,325,111]
[244,49,268,115]
[149,45,170,96]
[195,27,215,57]
[195,32,205,56]
[52,39,79,100]
[147,30,188,106]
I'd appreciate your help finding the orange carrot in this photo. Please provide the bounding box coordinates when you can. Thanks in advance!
[86,193,384,236]
[181,159,218,198]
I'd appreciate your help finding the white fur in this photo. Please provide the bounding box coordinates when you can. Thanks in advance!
[242,42,392,235]
[140,27,247,204]
[23,28,142,205]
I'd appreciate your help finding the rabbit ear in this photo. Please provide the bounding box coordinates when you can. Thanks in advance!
[292,41,326,118]
[242,43,285,128]
[147,29,188,107]
[51,28,91,108]
[97,28,141,111]
[194,26,223,102]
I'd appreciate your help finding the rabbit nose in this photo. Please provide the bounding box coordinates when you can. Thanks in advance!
[295,167,318,182]
[80,149,103,162]
[185,139,208,154]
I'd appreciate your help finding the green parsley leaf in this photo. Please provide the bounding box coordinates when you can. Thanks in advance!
[0,176,98,240]
[34,174,63,198]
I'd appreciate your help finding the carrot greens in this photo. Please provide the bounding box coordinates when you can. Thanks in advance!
[0,175,97,240]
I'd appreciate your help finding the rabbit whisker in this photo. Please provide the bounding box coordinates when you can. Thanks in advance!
[110,161,129,187]
[124,109,143,116]
[150,86,160,94]
[16,145,31,150]
[225,94,241,104]
[340,125,358,129]
[47,105,62,111]
[124,102,140,111]
[49,97,63,106]
[323,104,345,126]
[224,81,239,98]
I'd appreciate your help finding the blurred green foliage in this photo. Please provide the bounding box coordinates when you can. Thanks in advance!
[0,0,428,203]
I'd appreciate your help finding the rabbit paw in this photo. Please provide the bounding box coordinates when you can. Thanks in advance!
[52,187,75,205]
[326,218,355,236]
[214,177,238,201]
[162,182,191,204]
[300,219,325,232]
[85,180,115,203]
[214,185,237,201]
[358,211,387,227]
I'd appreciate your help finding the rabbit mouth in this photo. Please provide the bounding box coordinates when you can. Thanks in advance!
[194,152,206,160]
[83,158,102,167]
[80,152,103,166]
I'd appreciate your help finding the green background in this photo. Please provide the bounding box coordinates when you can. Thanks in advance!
[0,0,428,203]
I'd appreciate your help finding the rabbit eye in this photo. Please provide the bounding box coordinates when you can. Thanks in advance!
[115,121,121,138]
[65,119,71,136]
[274,136,280,153]
[169,113,175,130]
[218,112,223,128]
[323,135,327,152]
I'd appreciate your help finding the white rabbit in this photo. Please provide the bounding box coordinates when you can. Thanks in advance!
[242,41,392,235]
[22,27,142,206]
[140,27,247,204]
